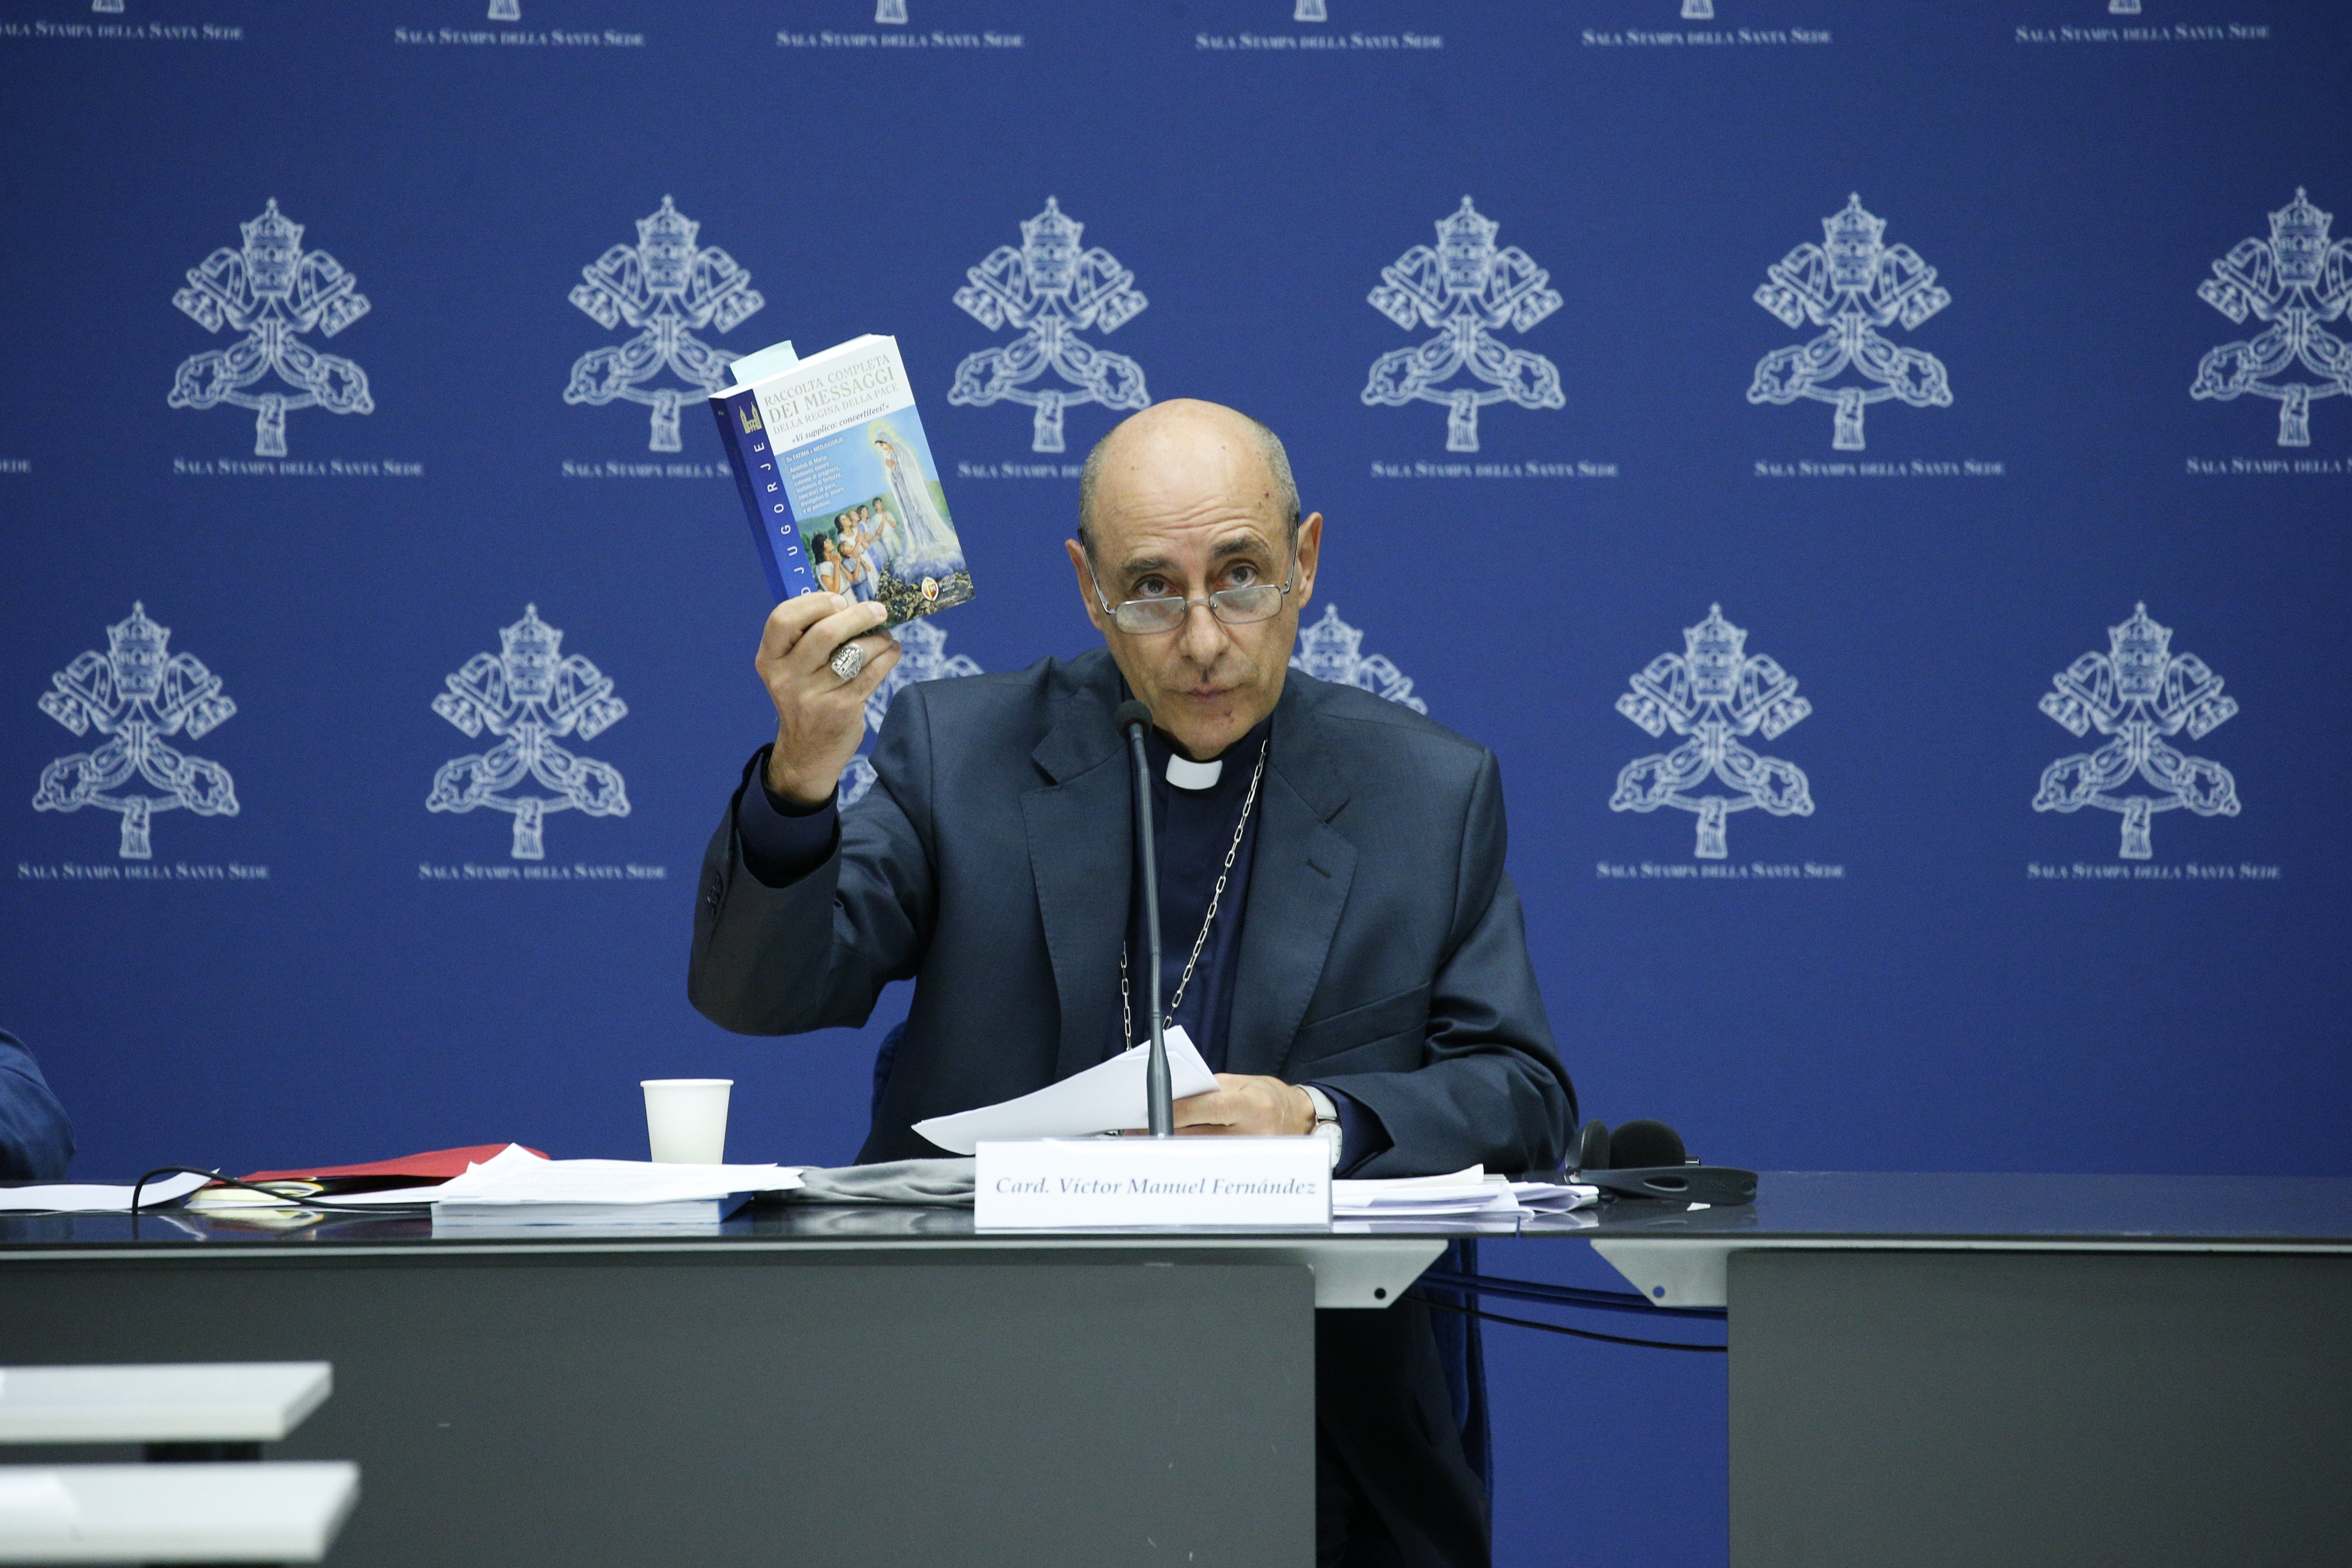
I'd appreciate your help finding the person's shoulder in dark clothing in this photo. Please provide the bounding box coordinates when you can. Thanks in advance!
[1289,668,1500,792]
[893,647,1107,735]
[0,1028,75,1181]
[1296,670,1484,741]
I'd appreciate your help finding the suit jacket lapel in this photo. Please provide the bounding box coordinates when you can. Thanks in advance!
[1225,681,1356,1081]
[1024,662,1132,1084]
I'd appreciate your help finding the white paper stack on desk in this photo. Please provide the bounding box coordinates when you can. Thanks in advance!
[328,1144,806,1228]
[1333,1168,1598,1220]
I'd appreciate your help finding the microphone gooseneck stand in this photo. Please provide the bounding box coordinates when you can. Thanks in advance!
[1117,700,1174,1137]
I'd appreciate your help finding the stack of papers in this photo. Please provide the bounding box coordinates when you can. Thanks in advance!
[0,1172,210,1214]
[1332,1167,1598,1221]
[327,1145,806,1228]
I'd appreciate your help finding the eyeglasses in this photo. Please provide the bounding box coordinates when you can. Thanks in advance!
[1087,552,1298,636]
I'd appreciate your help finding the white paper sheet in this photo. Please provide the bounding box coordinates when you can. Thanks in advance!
[1509,1180,1601,1211]
[1330,1168,1597,1217]
[327,1144,805,1206]
[912,1027,1219,1156]
[0,1470,78,1534]
[1336,1165,1485,1196]
[1334,1167,1500,1214]
[0,1171,209,1214]
[1335,1186,1517,1217]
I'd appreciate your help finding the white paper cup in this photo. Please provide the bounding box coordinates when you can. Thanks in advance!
[641,1078,732,1164]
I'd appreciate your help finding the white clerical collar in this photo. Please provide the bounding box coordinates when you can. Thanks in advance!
[1165,753,1223,791]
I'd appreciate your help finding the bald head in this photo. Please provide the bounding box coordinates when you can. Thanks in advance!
[1063,398,1324,761]
[1075,400,1300,564]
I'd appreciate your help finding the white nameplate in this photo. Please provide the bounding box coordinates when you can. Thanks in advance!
[975,1137,1332,1230]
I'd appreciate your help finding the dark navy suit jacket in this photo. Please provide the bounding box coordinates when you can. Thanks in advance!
[0,1029,75,1182]
[688,647,1573,1173]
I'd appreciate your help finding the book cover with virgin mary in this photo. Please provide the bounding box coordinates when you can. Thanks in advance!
[857,416,974,625]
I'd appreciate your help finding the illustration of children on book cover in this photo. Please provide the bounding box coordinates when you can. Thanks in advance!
[793,417,973,627]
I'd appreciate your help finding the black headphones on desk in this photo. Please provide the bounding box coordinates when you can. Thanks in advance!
[1569,1119,1758,1206]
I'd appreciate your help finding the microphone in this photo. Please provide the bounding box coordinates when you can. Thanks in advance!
[1115,699,1174,1138]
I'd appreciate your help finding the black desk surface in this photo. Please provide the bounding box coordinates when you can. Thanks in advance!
[3,1171,2348,1255]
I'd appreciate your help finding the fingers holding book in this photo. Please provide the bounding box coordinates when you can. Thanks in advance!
[756,593,902,808]
[760,591,888,678]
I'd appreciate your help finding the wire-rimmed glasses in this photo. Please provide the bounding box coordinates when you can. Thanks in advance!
[1086,551,1298,636]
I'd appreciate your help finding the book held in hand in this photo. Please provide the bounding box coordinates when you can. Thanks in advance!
[709,334,975,630]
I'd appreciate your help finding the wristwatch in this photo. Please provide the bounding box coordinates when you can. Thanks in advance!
[1300,1085,1342,1170]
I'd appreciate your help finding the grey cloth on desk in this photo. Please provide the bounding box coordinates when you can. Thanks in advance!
[788,1157,975,1207]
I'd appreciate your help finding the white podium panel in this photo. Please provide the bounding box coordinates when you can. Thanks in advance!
[0,1364,333,1446]
[0,1462,358,1564]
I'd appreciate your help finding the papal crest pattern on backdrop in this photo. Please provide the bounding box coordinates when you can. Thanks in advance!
[168,200,372,457]
[1610,606,1814,860]
[949,198,1151,454]
[427,607,632,861]
[1749,194,1952,451]
[2192,188,2351,448]
[2034,604,2241,861]
[564,197,764,454]
[33,605,240,861]
[1362,197,1563,454]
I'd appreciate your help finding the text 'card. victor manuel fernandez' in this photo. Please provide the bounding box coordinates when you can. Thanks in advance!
[975,1137,1332,1230]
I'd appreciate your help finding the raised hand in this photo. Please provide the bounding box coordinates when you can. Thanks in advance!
[755,594,901,807]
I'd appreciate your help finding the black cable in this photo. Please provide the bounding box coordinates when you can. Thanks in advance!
[1409,1290,1728,1353]
[1418,1266,1727,1320]
[129,1166,436,1216]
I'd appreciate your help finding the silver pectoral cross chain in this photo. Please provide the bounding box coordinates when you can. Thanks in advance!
[1120,738,1269,1048]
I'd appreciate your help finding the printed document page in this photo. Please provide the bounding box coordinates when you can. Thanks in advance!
[913,1027,1218,1155]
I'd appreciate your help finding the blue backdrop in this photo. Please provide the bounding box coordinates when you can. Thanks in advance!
[5,1,2347,1561]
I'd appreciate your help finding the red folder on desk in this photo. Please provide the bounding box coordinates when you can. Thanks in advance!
[241,1144,548,1188]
